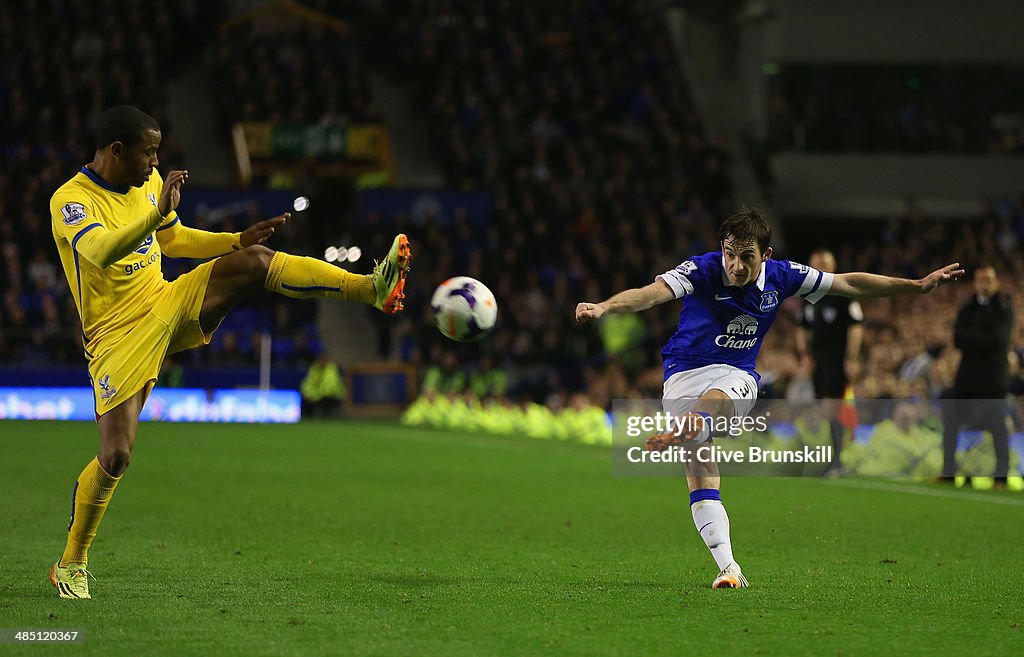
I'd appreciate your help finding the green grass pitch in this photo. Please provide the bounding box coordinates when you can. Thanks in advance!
[1,420,1022,656]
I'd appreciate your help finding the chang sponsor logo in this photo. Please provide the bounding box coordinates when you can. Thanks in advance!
[715,314,759,349]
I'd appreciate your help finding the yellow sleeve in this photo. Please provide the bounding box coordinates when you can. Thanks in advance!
[51,192,166,268]
[156,218,242,259]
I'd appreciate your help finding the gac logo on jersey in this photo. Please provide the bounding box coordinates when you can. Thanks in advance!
[98,375,117,400]
[716,314,759,349]
[61,202,88,226]
[135,233,154,255]
[759,290,779,311]
[124,252,160,275]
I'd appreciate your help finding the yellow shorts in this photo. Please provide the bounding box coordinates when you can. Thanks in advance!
[87,259,221,417]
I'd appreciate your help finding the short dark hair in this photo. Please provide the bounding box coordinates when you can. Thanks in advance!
[94,105,160,150]
[719,207,772,254]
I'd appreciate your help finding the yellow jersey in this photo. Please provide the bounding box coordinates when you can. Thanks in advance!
[50,166,177,350]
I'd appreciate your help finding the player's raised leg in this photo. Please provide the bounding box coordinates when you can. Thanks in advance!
[51,388,147,599]
[199,234,412,332]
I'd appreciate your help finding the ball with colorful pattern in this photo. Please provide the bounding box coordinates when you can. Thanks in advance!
[431,276,498,342]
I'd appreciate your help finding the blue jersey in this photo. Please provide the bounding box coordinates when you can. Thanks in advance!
[657,252,833,380]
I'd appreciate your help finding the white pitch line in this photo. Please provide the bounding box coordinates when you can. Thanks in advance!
[821,478,1024,508]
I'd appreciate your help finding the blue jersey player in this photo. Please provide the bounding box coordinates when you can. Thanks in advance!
[575,208,963,589]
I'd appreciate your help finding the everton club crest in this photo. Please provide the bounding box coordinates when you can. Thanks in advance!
[759,290,779,311]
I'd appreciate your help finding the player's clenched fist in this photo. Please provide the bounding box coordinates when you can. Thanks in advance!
[158,169,188,217]
[575,301,606,323]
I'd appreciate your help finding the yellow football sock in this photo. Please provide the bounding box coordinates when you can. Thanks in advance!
[60,458,121,566]
[264,252,374,304]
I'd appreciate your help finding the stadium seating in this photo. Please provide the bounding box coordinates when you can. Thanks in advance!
[0,1,326,369]
[769,64,1024,154]
[0,1,221,365]
[3,0,1023,413]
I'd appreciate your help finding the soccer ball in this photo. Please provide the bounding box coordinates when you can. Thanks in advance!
[431,276,498,342]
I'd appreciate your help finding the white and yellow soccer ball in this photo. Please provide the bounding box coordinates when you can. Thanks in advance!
[431,276,498,342]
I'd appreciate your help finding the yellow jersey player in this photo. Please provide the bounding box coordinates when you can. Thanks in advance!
[48,106,412,599]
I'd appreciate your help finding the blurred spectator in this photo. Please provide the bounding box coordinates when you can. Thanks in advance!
[469,353,509,399]
[217,331,254,367]
[300,353,347,418]
[158,358,185,388]
[842,402,942,477]
[941,266,1014,484]
[422,350,467,397]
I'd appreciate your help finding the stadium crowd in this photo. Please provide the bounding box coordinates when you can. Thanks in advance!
[0,0,219,366]
[768,65,1024,154]
[371,0,728,401]
[210,19,380,128]
[0,0,336,371]
[3,0,1024,429]
[357,1,1024,413]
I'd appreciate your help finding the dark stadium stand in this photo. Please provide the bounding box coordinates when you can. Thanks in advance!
[3,0,1022,410]
[211,21,380,127]
[0,0,323,374]
[769,64,1024,154]
[0,0,222,366]
[355,0,734,402]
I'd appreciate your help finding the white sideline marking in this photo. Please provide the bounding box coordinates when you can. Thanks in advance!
[822,478,1024,508]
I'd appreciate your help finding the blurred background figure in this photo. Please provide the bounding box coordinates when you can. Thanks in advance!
[157,358,184,388]
[796,249,864,469]
[842,401,942,478]
[300,353,346,418]
[941,266,1014,485]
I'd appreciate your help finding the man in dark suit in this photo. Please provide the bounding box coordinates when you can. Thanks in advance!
[942,266,1014,485]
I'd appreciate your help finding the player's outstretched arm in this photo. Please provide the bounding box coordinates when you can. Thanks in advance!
[72,170,188,268]
[575,280,674,323]
[829,262,964,299]
[158,213,289,259]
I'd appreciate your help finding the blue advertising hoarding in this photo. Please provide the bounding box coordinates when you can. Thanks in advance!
[0,388,300,423]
